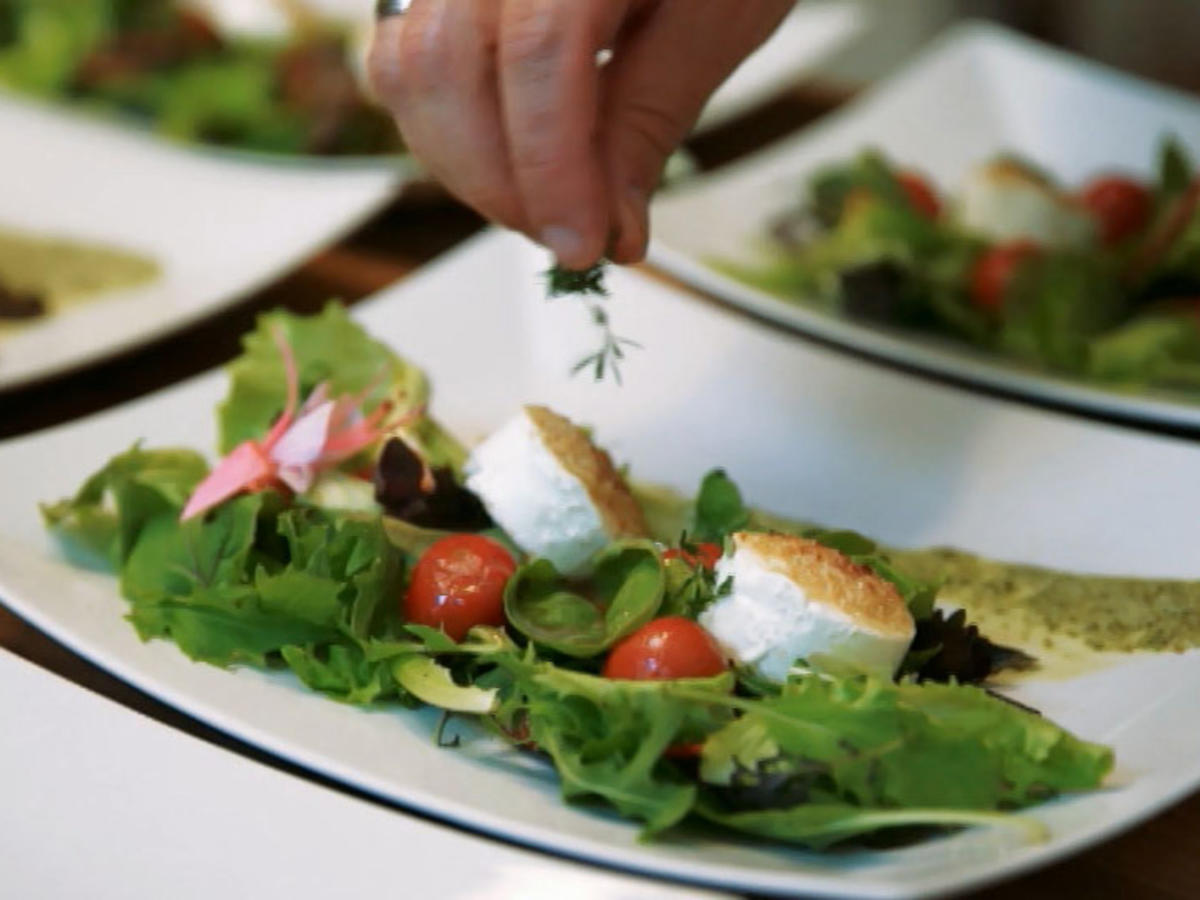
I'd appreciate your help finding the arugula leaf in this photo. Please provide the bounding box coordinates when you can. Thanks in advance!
[130,586,337,667]
[691,469,749,544]
[695,673,1111,847]
[281,643,402,705]
[41,445,209,570]
[121,493,266,603]
[504,541,665,657]
[498,657,734,834]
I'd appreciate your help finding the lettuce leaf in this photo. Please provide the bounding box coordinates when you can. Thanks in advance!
[696,673,1111,847]
[498,657,734,834]
[40,445,208,570]
[217,304,465,472]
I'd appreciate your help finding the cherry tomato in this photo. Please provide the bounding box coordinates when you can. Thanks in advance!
[661,542,722,570]
[603,617,728,681]
[897,171,942,220]
[403,535,517,642]
[1078,175,1152,245]
[969,241,1041,312]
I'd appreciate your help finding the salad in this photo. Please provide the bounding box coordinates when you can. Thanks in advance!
[0,0,400,157]
[723,138,1200,395]
[42,305,1113,850]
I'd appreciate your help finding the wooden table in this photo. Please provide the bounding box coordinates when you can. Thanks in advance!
[2,86,1198,900]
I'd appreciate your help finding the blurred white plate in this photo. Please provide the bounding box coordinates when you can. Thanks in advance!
[0,648,722,900]
[699,0,869,132]
[650,22,1200,429]
[2,230,1200,897]
[0,94,405,390]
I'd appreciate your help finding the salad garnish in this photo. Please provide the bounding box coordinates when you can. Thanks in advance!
[41,305,1115,851]
[546,261,641,384]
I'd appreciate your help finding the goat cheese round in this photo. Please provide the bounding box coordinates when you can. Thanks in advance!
[957,159,1096,250]
[701,532,915,682]
[464,406,647,576]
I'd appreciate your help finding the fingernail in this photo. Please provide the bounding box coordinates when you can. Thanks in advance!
[540,225,585,266]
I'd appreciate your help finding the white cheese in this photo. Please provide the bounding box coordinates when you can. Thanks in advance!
[701,533,915,682]
[957,159,1096,250]
[464,407,646,576]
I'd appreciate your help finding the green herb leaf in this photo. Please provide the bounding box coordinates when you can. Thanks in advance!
[504,541,666,657]
[691,469,749,544]
[41,445,209,570]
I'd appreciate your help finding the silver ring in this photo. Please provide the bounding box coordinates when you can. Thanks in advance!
[375,0,412,19]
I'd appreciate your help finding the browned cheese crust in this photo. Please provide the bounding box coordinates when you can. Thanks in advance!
[732,532,915,638]
[524,405,649,539]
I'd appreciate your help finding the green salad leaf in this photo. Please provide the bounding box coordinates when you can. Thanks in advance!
[693,673,1111,847]
[691,468,749,544]
[1000,253,1128,372]
[40,444,208,570]
[504,541,665,657]
[218,304,466,471]
[499,657,735,834]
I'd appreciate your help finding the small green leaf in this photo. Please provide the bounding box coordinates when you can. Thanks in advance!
[393,656,498,713]
[504,541,665,657]
[692,469,749,543]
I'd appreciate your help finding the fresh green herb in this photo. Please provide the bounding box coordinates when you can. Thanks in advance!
[503,540,665,657]
[546,262,641,384]
[691,469,749,544]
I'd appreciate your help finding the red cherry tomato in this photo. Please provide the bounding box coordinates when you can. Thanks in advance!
[661,542,722,570]
[603,617,728,681]
[404,535,517,642]
[1078,175,1152,245]
[969,241,1041,312]
[897,171,941,220]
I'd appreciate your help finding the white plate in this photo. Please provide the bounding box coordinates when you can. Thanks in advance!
[0,648,722,900]
[3,230,1200,898]
[0,94,406,391]
[650,22,1200,430]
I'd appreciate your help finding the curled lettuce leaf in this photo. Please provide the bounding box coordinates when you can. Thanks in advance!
[40,445,208,570]
[695,673,1111,847]
[218,304,465,472]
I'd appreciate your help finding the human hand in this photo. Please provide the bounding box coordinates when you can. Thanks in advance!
[370,0,795,268]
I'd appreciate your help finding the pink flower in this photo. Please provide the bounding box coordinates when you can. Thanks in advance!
[180,328,400,521]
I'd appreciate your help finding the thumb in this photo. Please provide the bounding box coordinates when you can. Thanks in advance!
[601,0,793,263]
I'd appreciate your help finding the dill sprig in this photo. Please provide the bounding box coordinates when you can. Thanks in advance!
[545,261,641,384]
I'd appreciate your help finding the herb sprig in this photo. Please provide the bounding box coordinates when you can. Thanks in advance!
[546,262,641,384]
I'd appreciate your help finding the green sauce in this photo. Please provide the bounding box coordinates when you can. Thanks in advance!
[891,548,1200,655]
[0,227,159,325]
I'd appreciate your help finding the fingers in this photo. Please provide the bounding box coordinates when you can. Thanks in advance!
[498,0,636,268]
[370,0,527,232]
[602,0,794,263]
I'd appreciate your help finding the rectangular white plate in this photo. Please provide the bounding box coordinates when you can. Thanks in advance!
[650,22,1200,429]
[0,93,406,390]
[2,230,1200,898]
[0,647,723,900]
